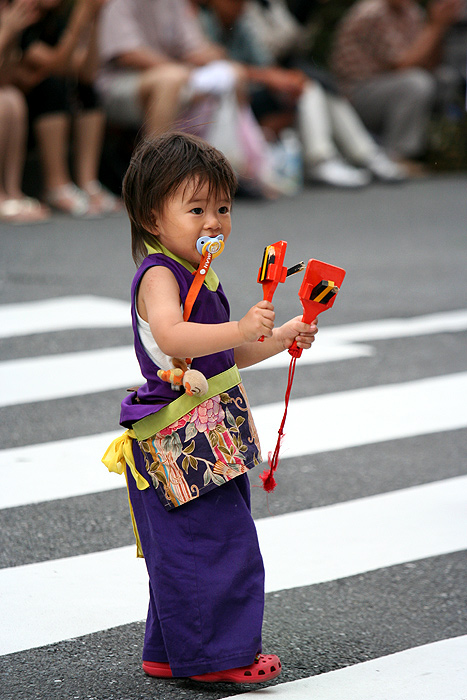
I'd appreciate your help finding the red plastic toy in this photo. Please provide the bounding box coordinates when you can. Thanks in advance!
[259,256,346,493]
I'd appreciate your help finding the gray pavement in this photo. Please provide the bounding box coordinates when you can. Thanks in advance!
[1,172,466,699]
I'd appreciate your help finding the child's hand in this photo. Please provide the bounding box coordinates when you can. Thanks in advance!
[276,316,318,351]
[238,300,275,342]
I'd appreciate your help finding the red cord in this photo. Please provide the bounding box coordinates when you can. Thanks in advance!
[259,354,297,492]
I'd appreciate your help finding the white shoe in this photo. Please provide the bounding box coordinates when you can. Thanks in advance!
[366,150,407,182]
[307,157,371,188]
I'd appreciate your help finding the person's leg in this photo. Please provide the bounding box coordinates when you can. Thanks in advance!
[127,443,267,679]
[0,87,50,222]
[325,92,406,182]
[297,81,371,187]
[138,63,191,136]
[72,83,121,214]
[1,87,28,199]
[28,77,89,215]
[350,69,437,159]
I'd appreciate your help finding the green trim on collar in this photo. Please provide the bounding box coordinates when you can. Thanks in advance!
[132,365,241,441]
[145,239,219,292]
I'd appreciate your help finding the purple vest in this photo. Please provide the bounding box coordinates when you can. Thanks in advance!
[120,254,235,428]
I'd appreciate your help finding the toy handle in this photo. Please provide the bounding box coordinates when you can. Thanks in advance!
[288,307,315,357]
[258,285,276,342]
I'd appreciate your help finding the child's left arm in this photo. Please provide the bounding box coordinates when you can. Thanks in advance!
[234,316,318,369]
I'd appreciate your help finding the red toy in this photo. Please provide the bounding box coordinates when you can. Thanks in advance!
[257,241,288,341]
[259,256,346,493]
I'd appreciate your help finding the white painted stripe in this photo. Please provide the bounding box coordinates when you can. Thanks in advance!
[1,296,466,343]
[1,308,467,406]
[221,636,467,700]
[1,373,466,509]
[253,308,467,371]
[0,342,372,407]
[0,476,466,655]
[0,431,123,509]
[256,372,467,459]
[0,296,130,338]
[0,346,141,407]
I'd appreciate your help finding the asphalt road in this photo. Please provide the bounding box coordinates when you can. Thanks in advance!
[1,172,466,699]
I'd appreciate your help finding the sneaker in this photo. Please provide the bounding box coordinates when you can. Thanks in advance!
[307,157,371,188]
[366,150,407,182]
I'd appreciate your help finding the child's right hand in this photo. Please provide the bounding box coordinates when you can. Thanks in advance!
[238,300,275,342]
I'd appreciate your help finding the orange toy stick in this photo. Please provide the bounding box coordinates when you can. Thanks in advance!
[257,240,288,341]
[288,259,346,358]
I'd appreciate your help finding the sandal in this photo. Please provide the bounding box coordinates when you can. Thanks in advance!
[190,653,282,684]
[0,197,50,224]
[45,183,90,217]
[142,660,173,678]
[82,180,122,215]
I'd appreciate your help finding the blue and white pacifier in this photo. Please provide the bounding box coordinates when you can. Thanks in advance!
[196,234,224,257]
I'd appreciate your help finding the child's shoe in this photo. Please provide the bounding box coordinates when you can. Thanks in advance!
[142,660,173,678]
[190,653,282,683]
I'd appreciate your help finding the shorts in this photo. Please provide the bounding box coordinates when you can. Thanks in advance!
[98,71,144,128]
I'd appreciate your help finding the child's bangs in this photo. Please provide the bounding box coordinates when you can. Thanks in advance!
[181,170,231,202]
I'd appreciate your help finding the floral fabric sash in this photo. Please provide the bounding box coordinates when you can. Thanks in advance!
[137,383,262,510]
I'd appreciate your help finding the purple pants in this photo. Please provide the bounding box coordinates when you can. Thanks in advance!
[126,442,265,677]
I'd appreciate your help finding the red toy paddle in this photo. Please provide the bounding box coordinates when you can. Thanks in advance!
[259,258,346,493]
[288,259,346,357]
[257,241,288,341]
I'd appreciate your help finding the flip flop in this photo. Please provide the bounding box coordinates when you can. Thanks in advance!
[190,653,282,683]
[82,180,122,215]
[0,197,50,224]
[142,660,173,678]
[45,183,90,217]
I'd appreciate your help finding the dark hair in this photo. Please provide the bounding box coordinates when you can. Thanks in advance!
[122,131,238,264]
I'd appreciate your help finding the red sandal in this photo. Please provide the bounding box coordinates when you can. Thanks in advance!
[190,653,282,683]
[142,660,173,678]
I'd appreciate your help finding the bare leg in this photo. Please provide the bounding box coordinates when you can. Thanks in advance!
[0,88,49,222]
[73,108,121,214]
[2,87,28,199]
[0,91,11,199]
[73,108,105,188]
[138,63,191,136]
[35,112,90,215]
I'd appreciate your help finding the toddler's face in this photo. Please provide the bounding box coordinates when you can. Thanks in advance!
[151,179,232,267]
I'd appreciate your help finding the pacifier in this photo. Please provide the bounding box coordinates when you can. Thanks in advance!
[196,234,224,257]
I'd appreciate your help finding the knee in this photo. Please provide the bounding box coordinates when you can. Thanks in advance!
[400,68,436,105]
[0,86,27,120]
[143,63,191,95]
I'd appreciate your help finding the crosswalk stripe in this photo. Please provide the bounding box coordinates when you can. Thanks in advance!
[0,296,129,338]
[2,308,467,406]
[1,373,466,509]
[221,635,467,700]
[1,296,466,342]
[1,475,466,656]
[0,342,370,407]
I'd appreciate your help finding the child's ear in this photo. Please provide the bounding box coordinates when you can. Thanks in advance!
[147,211,159,235]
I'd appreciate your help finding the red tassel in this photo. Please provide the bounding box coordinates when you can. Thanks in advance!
[260,354,297,492]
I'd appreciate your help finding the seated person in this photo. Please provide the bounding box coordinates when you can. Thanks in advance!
[13,0,120,216]
[196,0,405,188]
[0,0,49,223]
[331,0,464,171]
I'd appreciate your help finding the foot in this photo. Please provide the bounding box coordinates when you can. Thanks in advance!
[82,180,122,215]
[394,158,431,179]
[45,183,90,217]
[366,150,407,183]
[142,660,173,678]
[0,196,50,224]
[190,653,282,684]
[307,157,371,188]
